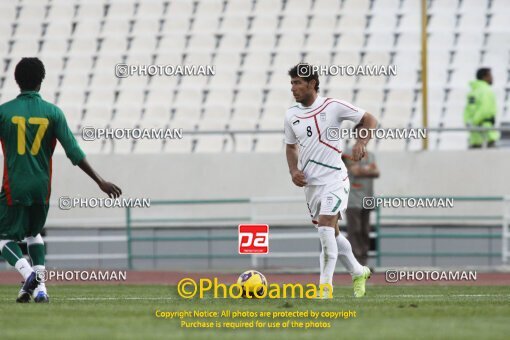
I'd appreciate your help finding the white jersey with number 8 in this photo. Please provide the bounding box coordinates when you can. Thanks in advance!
[284,96,365,185]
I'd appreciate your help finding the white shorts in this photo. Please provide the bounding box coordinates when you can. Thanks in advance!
[304,177,350,225]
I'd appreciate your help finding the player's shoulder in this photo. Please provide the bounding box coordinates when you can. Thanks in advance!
[284,103,303,121]
[40,98,65,117]
[0,98,17,111]
[324,97,359,112]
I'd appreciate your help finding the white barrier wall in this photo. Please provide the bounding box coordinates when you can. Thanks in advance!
[1,149,508,227]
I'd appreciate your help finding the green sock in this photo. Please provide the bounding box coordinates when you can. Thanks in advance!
[28,243,46,266]
[1,241,23,266]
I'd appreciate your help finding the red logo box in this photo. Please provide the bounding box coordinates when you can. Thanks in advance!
[238,224,269,254]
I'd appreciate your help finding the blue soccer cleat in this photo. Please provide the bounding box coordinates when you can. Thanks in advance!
[34,291,50,303]
[16,272,39,303]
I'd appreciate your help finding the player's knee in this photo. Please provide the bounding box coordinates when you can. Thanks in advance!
[26,234,44,246]
[322,247,338,261]
[318,215,337,227]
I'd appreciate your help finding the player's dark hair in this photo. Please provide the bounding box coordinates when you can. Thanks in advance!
[14,57,45,91]
[288,63,320,92]
[476,67,491,81]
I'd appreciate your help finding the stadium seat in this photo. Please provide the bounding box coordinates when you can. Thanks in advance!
[337,13,367,32]
[195,119,229,152]
[219,14,249,33]
[206,87,235,107]
[10,38,40,57]
[429,12,458,32]
[372,0,400,13]
[238,70,268,88]
[396,31,421,50]
[265,87,293,107]
[255,0,283,14]
[0,0,506,153]
[134,138,164,154]
[128,34,159,54]
[341,0,371,14]
[143,104,171,123]
[218,33,247,52]
[227,0,255,15]
[356,88,385,116]
[187,34,218,54]
[277,32,306,51]
[81,108,113,129]
[308,13,338,32]
[136,1,167,19]
[171,104,201,122]
[366,32,396,50]
[305,32,336,53]
[234,88,265,106]
[368,13,398,33]
[242,51,273,70]
[280,13,311,34]
[271,51,303,71]
[248,33,277,51]
[397,10,421,31]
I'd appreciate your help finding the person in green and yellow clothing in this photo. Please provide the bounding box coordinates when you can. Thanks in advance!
[464,68,500,148]
[0,58,122,303]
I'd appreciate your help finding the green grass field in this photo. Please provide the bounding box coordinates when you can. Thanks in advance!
[1,285,509,339]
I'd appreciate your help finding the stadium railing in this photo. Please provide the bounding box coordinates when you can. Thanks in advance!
[373,196,510,266]
[124,195,510,269]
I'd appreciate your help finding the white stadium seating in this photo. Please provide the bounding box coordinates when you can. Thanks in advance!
[0,0,509,152]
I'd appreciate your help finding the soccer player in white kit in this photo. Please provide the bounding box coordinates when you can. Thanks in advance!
[284,64,378,298]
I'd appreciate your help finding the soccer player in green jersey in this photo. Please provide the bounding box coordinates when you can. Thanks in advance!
[0,58,122,303]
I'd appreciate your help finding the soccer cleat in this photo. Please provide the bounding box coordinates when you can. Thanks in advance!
[314,292,333,299]
[34,291,50,303]
[312,285,333,299]
[352,266,371,298]
[16,272,39,303]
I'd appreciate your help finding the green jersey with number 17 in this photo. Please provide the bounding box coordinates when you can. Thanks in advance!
[0,91,85,205]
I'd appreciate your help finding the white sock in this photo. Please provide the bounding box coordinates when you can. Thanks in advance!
[336,233,364,276]
[15,258,33,280]
[318,226,338,287]
[33,283,47,297]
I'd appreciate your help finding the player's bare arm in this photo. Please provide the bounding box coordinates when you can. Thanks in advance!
[352,112,378,161]
[78,158,122,198]
[286,143,307,187]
